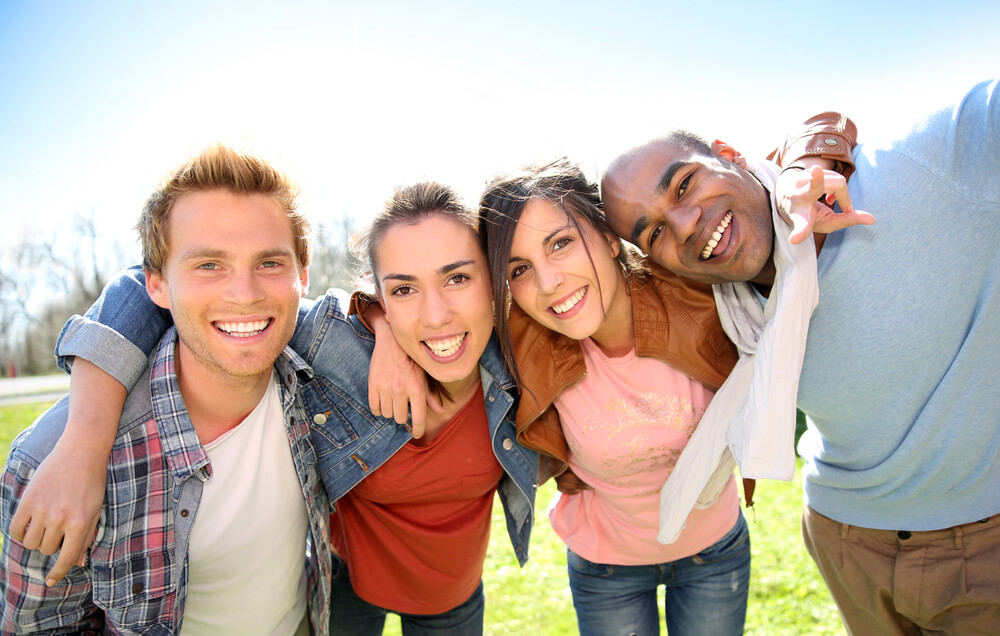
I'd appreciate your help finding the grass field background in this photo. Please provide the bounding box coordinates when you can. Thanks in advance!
[0,401,845,635]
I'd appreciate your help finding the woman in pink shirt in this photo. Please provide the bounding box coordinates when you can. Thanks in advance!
[479,158,750,636]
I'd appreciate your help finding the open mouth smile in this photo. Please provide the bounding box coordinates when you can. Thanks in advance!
[214,319,272,338]
[551,287,586,315]
[700,211,733,260]
[424,333,466,358]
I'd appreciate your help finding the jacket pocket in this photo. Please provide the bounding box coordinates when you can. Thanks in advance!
[298,376,365,449]
[91,552,174,631]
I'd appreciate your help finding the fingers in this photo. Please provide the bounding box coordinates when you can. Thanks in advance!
[9,504,30,543]
[368,383,382,418]
[18,512,45,551]
[44,541,79,586]
[821,173,853,214]
[409,396,426,439]
[788,214,815,245]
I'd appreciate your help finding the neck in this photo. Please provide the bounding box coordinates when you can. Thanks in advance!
[441,371,481,413]
[415,370,481,446]
[175,345,273,445]
[752,229,828,297]
[589,274,636,358]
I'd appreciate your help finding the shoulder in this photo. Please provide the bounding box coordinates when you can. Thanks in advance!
[4,397,71,469]
[291,289,377,366]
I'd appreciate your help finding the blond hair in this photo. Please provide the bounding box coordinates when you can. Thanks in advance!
[137,143,310,273]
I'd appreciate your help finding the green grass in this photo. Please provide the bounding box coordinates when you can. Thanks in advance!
[1,403,843,635]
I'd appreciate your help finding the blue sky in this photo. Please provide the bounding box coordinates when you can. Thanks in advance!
[1,0,998,258]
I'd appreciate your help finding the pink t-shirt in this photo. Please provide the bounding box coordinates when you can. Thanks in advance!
[549,337,739,566]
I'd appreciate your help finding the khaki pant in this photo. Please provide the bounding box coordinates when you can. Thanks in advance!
[802,506,1000,635]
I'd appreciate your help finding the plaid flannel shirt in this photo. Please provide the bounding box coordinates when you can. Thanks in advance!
[0,329,331,634]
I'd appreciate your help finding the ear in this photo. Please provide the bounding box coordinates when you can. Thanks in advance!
[146,269,171,310]
[711,139,747,169]
[604,231,621,258]
[298,266,309,297]
[375,290,389,324]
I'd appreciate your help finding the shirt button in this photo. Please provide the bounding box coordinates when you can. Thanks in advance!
[180,509,189,517]
[897,530,911,540]
[132,583,144,594]
[502,438,514,451]
[824,138,838,146]
[313,413,327,425]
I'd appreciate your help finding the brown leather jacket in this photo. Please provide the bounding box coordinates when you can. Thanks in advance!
[511,267,738,482]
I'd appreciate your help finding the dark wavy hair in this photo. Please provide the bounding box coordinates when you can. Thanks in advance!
[478,157,644,386]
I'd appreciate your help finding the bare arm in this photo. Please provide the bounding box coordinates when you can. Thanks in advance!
[9,358,124,586]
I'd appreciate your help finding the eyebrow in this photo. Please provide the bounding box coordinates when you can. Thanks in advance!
[179,247,295,262]
[629,160,690,246]
[380,259,477,285]
[508,225,569,265]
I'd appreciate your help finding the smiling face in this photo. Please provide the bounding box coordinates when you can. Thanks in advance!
[602,139,774,286]
[506,198,631,348]
[374,214,494,395]
[146,189,307,387]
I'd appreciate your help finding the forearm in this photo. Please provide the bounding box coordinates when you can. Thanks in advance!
[62,358,126,466]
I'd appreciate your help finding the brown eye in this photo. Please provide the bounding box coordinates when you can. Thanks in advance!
[648,224,663,249]
[677,174,691,198]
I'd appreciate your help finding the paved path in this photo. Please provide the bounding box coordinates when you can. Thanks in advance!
[0,374,69,406]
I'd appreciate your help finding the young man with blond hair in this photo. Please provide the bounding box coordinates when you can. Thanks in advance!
[0,144,331,634]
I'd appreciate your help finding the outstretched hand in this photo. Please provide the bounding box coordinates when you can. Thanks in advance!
[776,165,874,245]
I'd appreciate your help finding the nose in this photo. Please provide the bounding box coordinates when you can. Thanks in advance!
[421,289,452,328]
[223,269,266,305]
[535,262,564,296]
[665,204,701,245]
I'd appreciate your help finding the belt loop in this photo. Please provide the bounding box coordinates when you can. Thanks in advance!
[953,524,964,550]
[840,522,850,539]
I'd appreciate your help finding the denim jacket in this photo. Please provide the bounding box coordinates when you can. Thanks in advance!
[2,332,332,634]
[55,266,540,566]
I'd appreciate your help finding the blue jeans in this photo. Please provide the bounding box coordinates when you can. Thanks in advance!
[567,513,751,636]
[329,556,485,635]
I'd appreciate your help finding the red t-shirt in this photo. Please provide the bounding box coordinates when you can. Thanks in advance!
[330,386,503,614]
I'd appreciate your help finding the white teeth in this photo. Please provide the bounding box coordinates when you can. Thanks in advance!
[552,288,586,315]
[425,333,466,357]
[215,319,270,337]
[700,211,733,260]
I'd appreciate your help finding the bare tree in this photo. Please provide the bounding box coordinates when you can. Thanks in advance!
[308,216,360,296]
[2,212,134,375]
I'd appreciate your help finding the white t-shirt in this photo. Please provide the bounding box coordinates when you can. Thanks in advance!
[181,371,309,636]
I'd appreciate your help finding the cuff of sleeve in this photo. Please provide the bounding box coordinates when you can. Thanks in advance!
[767,112,858,180]
[55,315,149,390]
[348,288,378,331]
